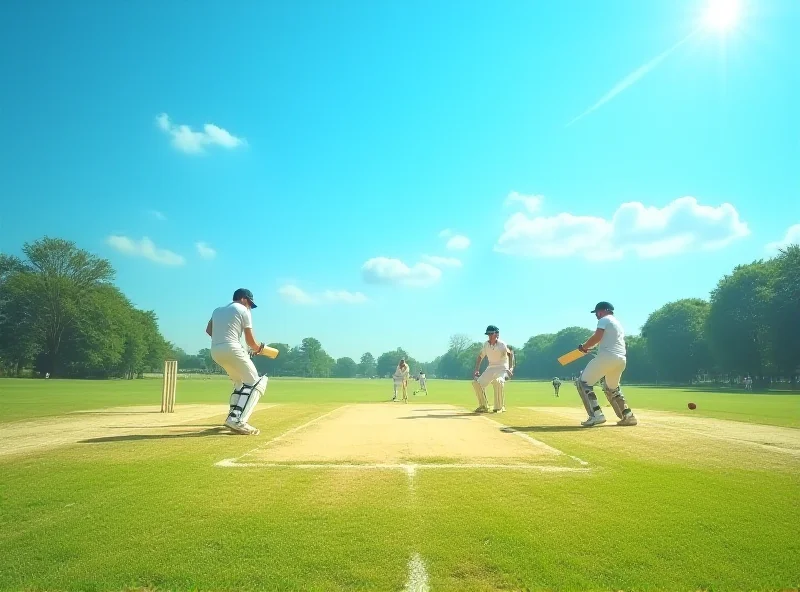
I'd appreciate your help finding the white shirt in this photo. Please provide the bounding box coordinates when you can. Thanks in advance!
[597,315,626,357]
[394,364,410,380]
[480,339,510,368]
[210,302,253,348]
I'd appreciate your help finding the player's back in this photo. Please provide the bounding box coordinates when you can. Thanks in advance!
[211,302,250,348]
[597,315,626,356]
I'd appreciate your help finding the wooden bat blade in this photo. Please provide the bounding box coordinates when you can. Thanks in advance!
[557,348,585,366]
[258,346,279,359]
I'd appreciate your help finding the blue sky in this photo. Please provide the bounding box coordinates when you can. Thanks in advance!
[1,0,798,362]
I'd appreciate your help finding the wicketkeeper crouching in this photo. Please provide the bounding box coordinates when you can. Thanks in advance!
[205,288,269,435]
[574,301,637,427]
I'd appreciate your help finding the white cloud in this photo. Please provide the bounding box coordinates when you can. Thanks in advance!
[496,196,750,260]
[279,284,368,305]
[195,241,217,260]
[504,191,543,214]
[766,224,800,253]
[445,235,471,251]
[279,284,317,305]
[438,229,453,238]
[148,209,167,221]
[362,257,442,287]
[156,113,246,154]
[106,235,185,266]
[421,255,462,268]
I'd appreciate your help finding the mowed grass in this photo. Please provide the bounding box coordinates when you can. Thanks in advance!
[0,378,798,591]
[2,376,799,427]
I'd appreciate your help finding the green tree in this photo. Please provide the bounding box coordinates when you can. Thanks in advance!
[332,357,358,378]
[706,261,777,381]
[623,335,657,383]
[642,298,712,383]
[544,327,594,378]
[377,348,415,377]
[769,245,800,384]
[358,352,377,377]
[23,237,115,375]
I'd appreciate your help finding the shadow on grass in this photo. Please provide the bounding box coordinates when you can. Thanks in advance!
[398,413,475,420]
[79,427,230,443]
[506,425,607,433]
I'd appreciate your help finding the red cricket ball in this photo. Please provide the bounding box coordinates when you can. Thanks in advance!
[688,402,697,410]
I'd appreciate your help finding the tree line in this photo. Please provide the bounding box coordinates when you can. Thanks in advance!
[2,237,797,388]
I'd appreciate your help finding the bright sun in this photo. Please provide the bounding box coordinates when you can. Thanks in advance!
[704,0,740,31]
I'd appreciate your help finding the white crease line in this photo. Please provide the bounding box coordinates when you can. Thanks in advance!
[473,410,590,466]
[404,553,430,592]
[224,406,348,463]
[215,461,591,472]
[645,421,800,457]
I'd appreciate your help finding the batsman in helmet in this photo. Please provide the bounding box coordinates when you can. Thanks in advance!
[574,302,637,427]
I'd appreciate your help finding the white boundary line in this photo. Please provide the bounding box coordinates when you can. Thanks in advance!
[473,410,590,466]
[404,553,430,592]
[233,405,348,463]
[215,460,591,473]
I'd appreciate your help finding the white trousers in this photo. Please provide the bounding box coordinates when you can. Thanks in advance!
[211,344,259,388]
[580,352,626,389]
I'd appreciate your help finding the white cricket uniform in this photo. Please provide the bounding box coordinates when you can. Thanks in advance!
[580,315,626,389]
[210,302,260,388]
[418,373,427,389]
[476,339,511,388]
[393,364,410,385]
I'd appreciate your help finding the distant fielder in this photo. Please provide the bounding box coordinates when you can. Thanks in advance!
[472,325,514,413]
[552,377,562,397]
[574,301,637,427]
[393,359,410,402]
[205,288,268,435]
[414,370,428,395]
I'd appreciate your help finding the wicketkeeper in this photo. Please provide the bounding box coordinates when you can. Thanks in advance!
[205,288,268,435]
[574,301,637,427]
[472,325,514,413]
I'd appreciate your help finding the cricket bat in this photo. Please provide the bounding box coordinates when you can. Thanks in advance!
[256,345,279,359]
[557,348,585,366]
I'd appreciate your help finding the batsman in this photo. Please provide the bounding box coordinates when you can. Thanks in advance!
[574,302,637,427]
[205,288,269,435]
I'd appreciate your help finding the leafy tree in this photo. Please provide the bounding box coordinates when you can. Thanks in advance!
[643,298,712,383]
[333,357,358,378]
[769,246,800,383]
[623,335,656,383]
[376,348,416,377]
[358,352,376,377]
[706,261,777,380]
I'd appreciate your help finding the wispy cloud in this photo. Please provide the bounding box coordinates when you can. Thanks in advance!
[106,235,185,266]
[156,113,246,154]
[566,34,694,127]
[148,209,167,222]
[766,224,800,253]
[362,257,442,288]
[496,196,749,260]
[195,241,217,260]
[438,229,453,238]
[445,235,470,251]
[279,284,368,305]
[421,255,462,268]
[504,191,543,214]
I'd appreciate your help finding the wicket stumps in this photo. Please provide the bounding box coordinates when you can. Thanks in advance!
[161,360,177,413]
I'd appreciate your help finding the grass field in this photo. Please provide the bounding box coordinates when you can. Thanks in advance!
[1,377,798,591]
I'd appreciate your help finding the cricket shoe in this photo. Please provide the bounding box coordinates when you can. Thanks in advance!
[493,407,506,413]
[240,423,260,435]
[224,417,250,434]
[617,413,638,426]
[581,414,606,427]
[474,406,489,413]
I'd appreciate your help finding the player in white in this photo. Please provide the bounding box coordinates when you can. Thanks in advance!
[575,302,637,427]
[472,325,514,413]
[414,370,428,395]
[392,359,411,402]
[205,288,268,435]
[552,377,562,397]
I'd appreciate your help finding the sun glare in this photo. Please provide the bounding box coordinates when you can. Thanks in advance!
[704,0,740,31]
